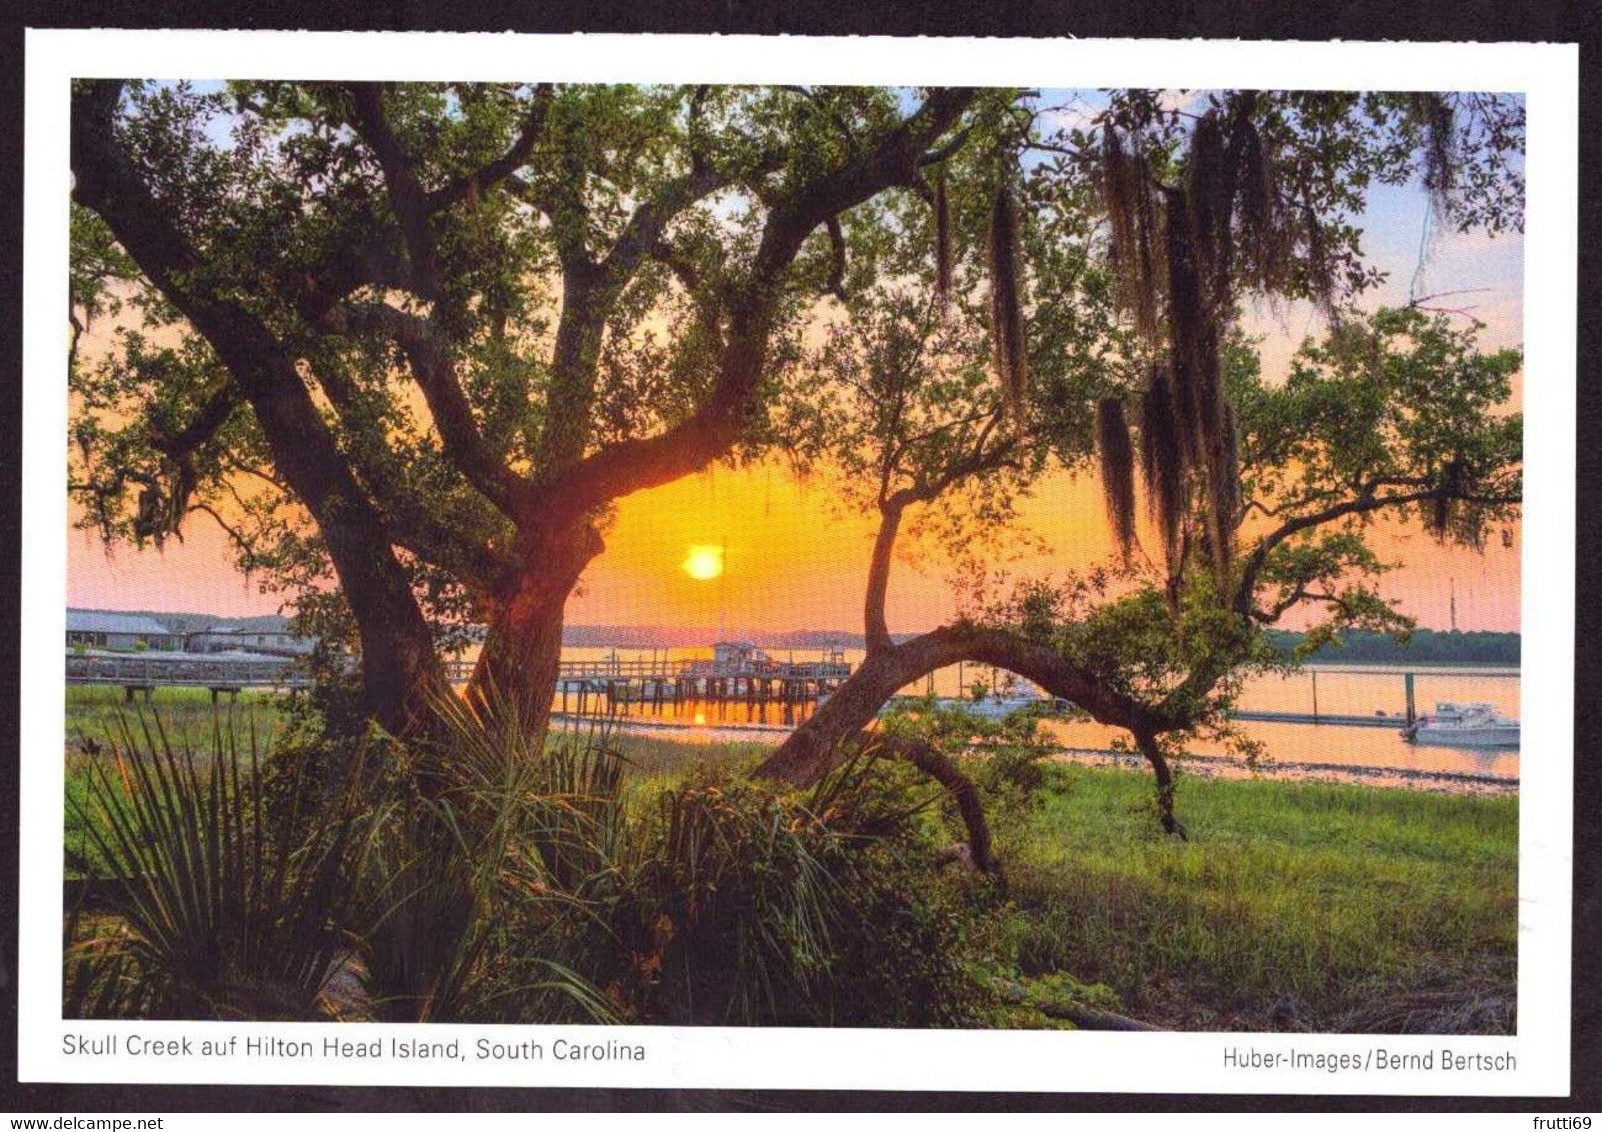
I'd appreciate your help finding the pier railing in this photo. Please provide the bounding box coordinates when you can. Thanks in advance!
[67,649,851,694]
[66,650,310,690]
[552,657,852,681]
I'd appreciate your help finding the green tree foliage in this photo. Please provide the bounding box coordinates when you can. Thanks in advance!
[758,89,1524,819]
[69,79,975,732]
[963,309,1522,832]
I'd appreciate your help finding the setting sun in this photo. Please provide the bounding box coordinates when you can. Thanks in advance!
[681,544,725,581]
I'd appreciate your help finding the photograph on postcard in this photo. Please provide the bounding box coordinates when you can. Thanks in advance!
[20,32,1577,1094]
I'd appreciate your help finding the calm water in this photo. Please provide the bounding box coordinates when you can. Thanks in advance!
[461,645,1520,783]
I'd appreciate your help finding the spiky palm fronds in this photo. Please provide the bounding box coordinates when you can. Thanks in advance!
[65,709,368,1020]
[356,683,626,1024]
[1096,397,1138,560]
[986,174,1028,425]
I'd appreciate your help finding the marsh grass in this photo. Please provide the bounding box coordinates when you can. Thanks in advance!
[67,685,284,749]
[1004,763,1517,1029]
[61,699,1518,1032]
[63,709,367,1020]
[65,689,284,877]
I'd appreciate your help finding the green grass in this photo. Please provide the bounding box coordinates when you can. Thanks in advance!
[65,688,285,875]
[60,700,1518,1031]
[67,685,285,752]
[605,733,773,782]
[999,762,1517,1030]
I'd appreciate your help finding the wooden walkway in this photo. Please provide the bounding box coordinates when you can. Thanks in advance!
[66,650,310,702]
[550,655,851,713]
[1227,709,1409,729]
[67,649,853,710]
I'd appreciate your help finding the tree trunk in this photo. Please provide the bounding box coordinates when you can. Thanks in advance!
[755,623,1144,786]
[468,521,603,742]
[1132,729,1187,839]
[329,528,450,735]
[71,86,445,736]
[863,502,904,657]
[885,736,1002,884]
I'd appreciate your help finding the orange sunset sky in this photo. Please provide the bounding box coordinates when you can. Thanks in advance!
[67,118,1525,636]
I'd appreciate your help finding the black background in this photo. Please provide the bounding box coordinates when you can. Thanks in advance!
[0,0,1595,1114]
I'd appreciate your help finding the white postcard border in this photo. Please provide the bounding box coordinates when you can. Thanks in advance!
[19,30,1579,1095]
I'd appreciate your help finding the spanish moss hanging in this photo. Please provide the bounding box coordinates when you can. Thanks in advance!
[1140,366,1186,572]
[1096,397,1137,561]
[986,173,1028,426]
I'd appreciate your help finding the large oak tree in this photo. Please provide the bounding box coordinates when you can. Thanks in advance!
[70,80,976,736]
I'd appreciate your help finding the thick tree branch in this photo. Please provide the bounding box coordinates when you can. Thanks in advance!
[755,619,1153,785]
[298,348,509,583]
[822,216,848,302]
[425,85,553,213]
[541,88,976,525]
[862,501,904,657]
[331,301,530,517]
[1234,487,1437,615]
[149,383,241,465]
[648,236,727,350]
[601,162,738,285]
[535,159,747,472]
[348,83,443,297]
[72,80,445,729]
[879,735,1002,880]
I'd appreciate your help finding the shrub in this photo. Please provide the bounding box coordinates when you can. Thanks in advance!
[603,753,1004,1027]
[64,710,370,1020]
[353,690,623,1024]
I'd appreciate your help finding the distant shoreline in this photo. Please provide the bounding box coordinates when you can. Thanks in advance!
[66,607,1521,667]
[547,712,1518,796]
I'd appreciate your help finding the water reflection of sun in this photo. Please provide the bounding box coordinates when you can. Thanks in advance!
[682,544,724,581]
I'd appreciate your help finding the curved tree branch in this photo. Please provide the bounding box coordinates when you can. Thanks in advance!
[425,84,553,213]
[755,620,1152,786]
[330,301,531,517]
[542,88,976,525]
[347,83,443,298]
[1232,484,1517,617]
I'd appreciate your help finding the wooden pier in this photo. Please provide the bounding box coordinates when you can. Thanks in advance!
[1227,709,1409,729]
[67,647,853,714]
[550,654,851,715]
[66,650,311,703]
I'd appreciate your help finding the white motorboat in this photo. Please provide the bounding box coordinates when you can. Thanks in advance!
[941,684,1071,721]
[1402,702,1520,748]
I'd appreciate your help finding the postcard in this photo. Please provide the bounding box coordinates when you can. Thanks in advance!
[18,30,1578,1098]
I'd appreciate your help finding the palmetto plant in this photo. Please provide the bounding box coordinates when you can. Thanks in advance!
[355,686,623,1023]
[64,710,369,1020]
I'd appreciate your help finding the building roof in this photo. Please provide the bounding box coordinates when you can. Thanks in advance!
[66,610,176,636]
[199,623,298,637]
